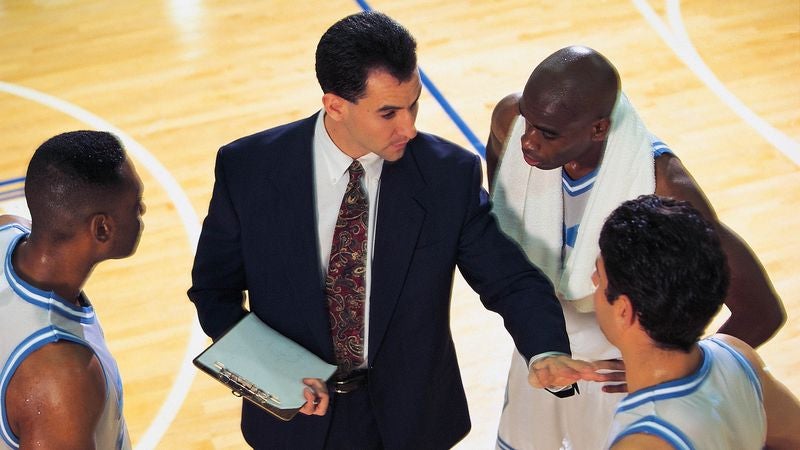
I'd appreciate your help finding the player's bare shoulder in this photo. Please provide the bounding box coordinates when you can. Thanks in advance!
[654,153,718,220]
[490,92,523,146]
[5,341,105,446]
[487,92,523,185]
[0,215,31,229]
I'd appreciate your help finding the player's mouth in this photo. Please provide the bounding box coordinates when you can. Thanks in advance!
[522,150,542,167]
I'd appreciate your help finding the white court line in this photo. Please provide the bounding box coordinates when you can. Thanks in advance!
[0,81,206,450]
[631,0,800,166]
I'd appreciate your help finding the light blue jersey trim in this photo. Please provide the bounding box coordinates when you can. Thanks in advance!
[3,228,95,324]
[497,434,518,450]
[652,139,673,158]
[564,224,579,248]
[703,337,763,403]
[615,345,711,413]
[612,415,694,450]
[561,168,598,197]
[0,327,87,449]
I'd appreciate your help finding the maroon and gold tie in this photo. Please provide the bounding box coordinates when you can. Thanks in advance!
[325,160,368,374]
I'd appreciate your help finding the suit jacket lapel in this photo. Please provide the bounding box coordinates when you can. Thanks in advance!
[267,114,336,360]
[368,142,429,364]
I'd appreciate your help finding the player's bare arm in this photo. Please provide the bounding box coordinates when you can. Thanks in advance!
[654,154,785,347]
[6,341,106,450]
[486,93,522,189]
[611,432,675,450]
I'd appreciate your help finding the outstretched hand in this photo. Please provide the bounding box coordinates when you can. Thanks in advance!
[528,356,626,391]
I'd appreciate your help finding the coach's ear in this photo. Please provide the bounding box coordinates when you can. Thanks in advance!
[322,93,348,122]
[591,117,611,141]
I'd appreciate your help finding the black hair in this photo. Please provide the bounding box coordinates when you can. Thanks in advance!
[599,195,729,351]
[315,11,417,103]
[25,130,128,240]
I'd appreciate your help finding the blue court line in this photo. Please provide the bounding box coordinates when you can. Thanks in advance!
[354,0,487,159]
[0,176,24,187]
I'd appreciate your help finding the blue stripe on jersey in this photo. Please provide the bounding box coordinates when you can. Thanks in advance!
[561,168,598,197]
[612,415,694,450]
[497,434,518,450]
[651,138,673,158]
[704,337,763,403]
[0,327,87,448]
[564,224,579,248]
[560,136,672,199]
[3,228,95,324]
[616,345,711,413]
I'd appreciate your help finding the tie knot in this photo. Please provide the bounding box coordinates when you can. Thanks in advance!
[348,160,364,182]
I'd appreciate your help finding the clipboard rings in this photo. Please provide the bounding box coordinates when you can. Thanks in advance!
[213,361,281,406]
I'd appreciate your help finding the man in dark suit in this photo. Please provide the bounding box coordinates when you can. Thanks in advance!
[188,11,615,450]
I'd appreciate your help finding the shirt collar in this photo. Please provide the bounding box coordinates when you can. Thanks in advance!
[314,110,383,185]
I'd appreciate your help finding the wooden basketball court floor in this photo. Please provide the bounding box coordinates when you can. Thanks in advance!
[1,0,797,448]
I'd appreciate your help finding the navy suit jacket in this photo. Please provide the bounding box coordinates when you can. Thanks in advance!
[189,113,571,449]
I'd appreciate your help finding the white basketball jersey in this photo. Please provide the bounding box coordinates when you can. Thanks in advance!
[0,224,131,449]
[607,337,766,449]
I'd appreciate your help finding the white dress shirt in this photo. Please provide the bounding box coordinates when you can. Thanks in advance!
[312,111,562,376]
[313,110,382,366]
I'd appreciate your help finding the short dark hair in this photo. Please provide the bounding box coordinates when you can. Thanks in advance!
[25,130,128,240]
[315,11,417,103]
[599,195,729,351]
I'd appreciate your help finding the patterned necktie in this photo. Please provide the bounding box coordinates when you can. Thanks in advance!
[325,160,368,374]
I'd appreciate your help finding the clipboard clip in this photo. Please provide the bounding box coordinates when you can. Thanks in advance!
[213,361,281,406]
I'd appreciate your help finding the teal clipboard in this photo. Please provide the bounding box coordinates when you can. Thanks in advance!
[193,313,337,421]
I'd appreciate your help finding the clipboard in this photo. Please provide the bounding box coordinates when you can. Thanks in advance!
[193,313,337,421]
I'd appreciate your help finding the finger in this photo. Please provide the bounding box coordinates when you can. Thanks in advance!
[298,387,318,415]
[583,370,627,383]
[313,390,330,415]
[601,383,629,394]
[303,378,329,416]
[593,359,626,371]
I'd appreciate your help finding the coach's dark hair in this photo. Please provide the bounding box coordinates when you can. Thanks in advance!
[25,130,128,241]
[599,195,729,351]
[315,11,417,103]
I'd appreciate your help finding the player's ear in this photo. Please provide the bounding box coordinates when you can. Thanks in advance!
[616,294,636,328]
[591,117,611,141]
[91,213,114,243]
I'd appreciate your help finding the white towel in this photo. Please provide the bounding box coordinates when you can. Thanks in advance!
[491,93,655,311]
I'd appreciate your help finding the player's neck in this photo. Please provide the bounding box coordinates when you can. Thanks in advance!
[622,343,703,393]
[12,236,91,306]
[563,143,604,180]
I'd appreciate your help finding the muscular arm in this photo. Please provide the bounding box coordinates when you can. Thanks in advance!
[6,342,105,450]
[485,93,522,189]
[655,154,785,347]
[715,334,800,449]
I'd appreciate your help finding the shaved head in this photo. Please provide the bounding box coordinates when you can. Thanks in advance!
[524,46,620,122]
